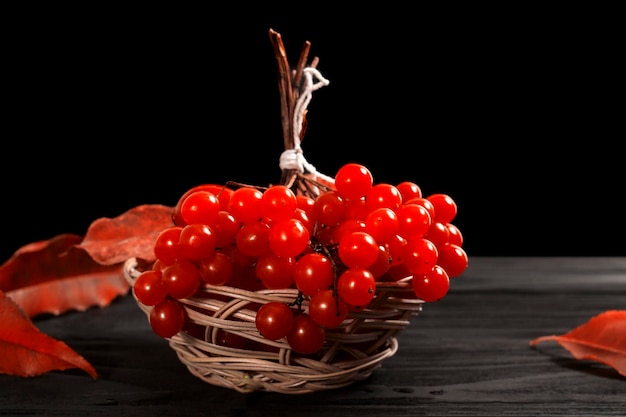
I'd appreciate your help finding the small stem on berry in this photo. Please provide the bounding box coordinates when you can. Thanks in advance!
[288,292,305,312]
[224,181,269,192]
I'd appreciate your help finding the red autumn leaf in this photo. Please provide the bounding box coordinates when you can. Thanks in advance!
[6,268,127,318]
[530,310,626,377]
[0,289,98,379]
[0,203,174,379]
[0,234,128,318]
[77,204,174,266]
[0,234,84,291]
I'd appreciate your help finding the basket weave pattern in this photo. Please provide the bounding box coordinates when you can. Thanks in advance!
[124,258,423,394]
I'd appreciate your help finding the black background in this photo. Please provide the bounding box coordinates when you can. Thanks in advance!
[1,6,623,262]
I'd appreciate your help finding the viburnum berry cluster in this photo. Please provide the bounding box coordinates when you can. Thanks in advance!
[132,162,468,355]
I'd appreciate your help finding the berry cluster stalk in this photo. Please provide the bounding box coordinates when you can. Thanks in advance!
[269,29,331,197]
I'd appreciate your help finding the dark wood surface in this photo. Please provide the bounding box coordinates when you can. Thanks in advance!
[2,257,625,416]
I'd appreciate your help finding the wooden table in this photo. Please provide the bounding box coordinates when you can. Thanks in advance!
[2,257,625,416]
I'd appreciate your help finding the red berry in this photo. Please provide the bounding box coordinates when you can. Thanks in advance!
[149,298,186,338]
[180,191,220,227]
[396,181,422,202]
[228,187,264,224]
[396,203,432,240]
[309,289,348,328]
[365,183,402,211]
[255,253,296,289]
[412,265,450,302]
[172,184,234,226]
[424,222,450,249]
[178,223,217,262]
[334,163,373,200]
[313,190,347,227]
[365,207,399,243]
[437,243,469,278]
[287,314,326,354]
[235,221,271,257]
[154,226,183,266]
[133,269,168,306]
[261,185,297,221]
[198,251,234,286]
[255,302,294,341]
[337,268,376,307]
[402,237,439,276]
[161,260,202,299]
[293,253,334,296]
[213,211,240,248]
[426,193,458,224]
[268,218,310,258]
[338,231,379,269]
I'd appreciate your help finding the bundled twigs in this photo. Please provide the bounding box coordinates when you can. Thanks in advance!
[269,29,333,197]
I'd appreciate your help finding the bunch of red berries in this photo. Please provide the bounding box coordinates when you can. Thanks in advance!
[131,162,468,355]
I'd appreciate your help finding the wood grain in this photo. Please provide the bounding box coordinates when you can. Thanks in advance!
[1,257,625,416]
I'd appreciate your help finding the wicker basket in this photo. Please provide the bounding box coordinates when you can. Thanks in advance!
[124,257,423,394]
